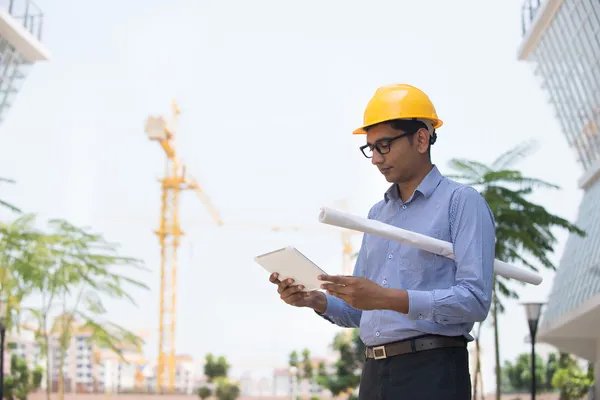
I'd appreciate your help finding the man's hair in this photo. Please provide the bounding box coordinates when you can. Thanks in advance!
[387,119,436,159]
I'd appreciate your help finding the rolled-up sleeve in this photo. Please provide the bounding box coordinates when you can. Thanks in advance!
[407,186,495,324]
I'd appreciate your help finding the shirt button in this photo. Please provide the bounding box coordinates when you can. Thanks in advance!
[388,254,393,259]
[375,331,380,337]
[402,205,407,210]
[382,279,387,285]
[419,315,423,320]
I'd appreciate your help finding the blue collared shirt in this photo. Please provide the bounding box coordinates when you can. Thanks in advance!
[319,165,496,346]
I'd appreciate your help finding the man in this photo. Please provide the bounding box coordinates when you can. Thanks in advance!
[269,83,495,399]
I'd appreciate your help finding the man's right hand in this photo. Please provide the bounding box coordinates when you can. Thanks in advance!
[269,272,327,314]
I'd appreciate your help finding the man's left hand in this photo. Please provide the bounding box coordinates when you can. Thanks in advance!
[318,275,390,310]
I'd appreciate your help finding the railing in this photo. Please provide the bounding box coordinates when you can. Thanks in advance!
[521,0,545,36]
[0,0,44,41]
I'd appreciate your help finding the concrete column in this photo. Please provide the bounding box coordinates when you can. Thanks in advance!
[595,339,600,399]
[594,359,599,400]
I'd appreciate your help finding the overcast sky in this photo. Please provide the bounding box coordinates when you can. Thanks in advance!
[0,0,584,393]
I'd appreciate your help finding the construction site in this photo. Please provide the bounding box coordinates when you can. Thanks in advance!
[2,0,600,399]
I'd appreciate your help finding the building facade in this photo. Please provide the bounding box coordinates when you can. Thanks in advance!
[0,0,50,123]
[517,0,600,396]
[5,321,200,394]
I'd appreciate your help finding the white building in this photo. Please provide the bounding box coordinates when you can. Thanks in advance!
[0,0,50,123]
[272,358,335,399]
[5,321,103,393]
[141,355,201,394]
[517,0,600,396]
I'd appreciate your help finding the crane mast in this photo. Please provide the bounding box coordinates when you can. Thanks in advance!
[144,100,223,393]
[143,104,358,391]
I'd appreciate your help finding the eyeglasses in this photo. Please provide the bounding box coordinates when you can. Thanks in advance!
[359,131,414,158]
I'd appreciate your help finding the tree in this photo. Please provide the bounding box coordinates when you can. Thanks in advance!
[552,353,594,400]
[2,354,43,400]
[197,386,212,399]
[503,352,547,392]
[287,350,301,381]
[204,354,231,382]
[317,361,327,378]
[446,141,585,398]
[317,330,363,396]
[0,177,21,214]
[42,219,146,400]
[202,356,238,400]
[214,377,240,400]
[288,350,299,367]
[0,215,46,333]
[1,215,148,400]
[1,214,56,400]
[546,353,560,391]
[302,348,313,381]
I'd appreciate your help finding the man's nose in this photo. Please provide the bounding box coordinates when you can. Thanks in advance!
[371,150,384,165]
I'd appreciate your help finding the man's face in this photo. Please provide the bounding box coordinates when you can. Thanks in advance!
[364,123,425,184]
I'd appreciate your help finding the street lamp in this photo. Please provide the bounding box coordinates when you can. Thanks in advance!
[522,302,545,400]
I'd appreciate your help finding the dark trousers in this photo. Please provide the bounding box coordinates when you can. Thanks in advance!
[358,346,471,400]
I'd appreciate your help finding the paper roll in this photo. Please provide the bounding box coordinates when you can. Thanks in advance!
[318,206,542,286]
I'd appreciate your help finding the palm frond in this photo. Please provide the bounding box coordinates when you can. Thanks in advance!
[0,177,21,213]
[491,140,539,170]
[445,159,491,183]
[482,171,560,191]
[0,199,21,213]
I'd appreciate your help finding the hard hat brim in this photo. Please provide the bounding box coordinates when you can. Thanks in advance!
[352,118,443,134]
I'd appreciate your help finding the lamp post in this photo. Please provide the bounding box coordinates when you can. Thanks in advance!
[522,302,545,400]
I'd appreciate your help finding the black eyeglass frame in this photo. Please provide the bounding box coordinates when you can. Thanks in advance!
[359,130,416,159]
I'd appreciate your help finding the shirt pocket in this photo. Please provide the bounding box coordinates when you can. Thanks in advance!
[403,228,442,271]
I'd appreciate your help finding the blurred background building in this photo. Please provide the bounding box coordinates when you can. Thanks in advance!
[0,0,50,124]
[518,0,600,395]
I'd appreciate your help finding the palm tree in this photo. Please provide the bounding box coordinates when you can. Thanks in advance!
[0,177,21,213]
[2,214,149,400]
[446,140,585,399]
[0,214,45,332]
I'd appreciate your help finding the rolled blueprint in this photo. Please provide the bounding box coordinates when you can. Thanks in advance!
[318,207,543,286]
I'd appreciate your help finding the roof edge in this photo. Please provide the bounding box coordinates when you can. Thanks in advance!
[517,0,564,61]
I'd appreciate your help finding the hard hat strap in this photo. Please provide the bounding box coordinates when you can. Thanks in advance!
[416,119,437,146]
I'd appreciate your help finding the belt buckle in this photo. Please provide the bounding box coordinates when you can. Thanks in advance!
[372,345,387,360]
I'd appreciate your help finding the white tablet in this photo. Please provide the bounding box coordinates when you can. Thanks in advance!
[255,246,328,292]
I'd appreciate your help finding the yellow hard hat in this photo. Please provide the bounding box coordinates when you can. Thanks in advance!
[353,84,443,135]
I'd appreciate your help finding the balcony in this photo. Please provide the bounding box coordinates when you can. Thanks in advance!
[0,0,44,41]
[521,0,545,36]
[0,0,48,123]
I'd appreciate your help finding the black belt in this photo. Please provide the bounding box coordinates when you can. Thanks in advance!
[365,335,467,360]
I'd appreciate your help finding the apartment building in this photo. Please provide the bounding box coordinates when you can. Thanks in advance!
[517,0,600,396]
[47,326,103,393]
[4,317,150,394]
[0,0,50,123]
[5,327,43,369]
[272,357,335,398]
[141,355,200,394]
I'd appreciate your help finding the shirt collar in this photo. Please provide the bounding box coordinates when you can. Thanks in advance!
[384,165,443,202]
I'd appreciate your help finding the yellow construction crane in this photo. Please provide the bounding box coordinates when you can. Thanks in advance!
[140,101,360,392]
[143,100,224,393]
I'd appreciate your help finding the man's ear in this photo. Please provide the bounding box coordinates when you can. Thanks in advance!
[416,128,431,154]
